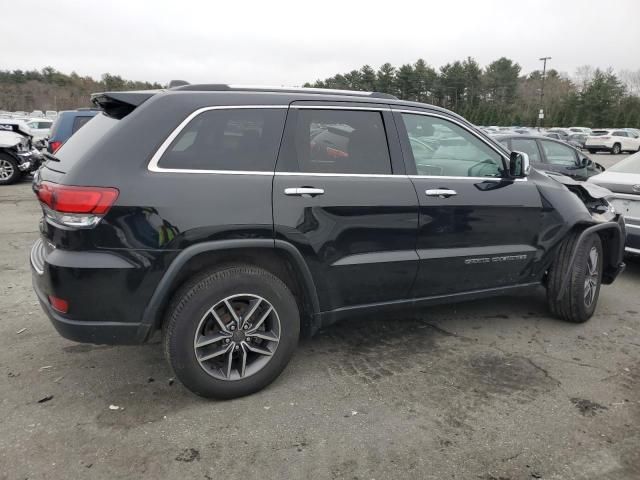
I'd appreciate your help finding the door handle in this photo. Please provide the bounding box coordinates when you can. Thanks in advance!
[284,187,325,197]
[425,189,457,198]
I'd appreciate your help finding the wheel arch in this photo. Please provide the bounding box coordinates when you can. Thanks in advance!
[553,219,625,301]
[137,239,321,342]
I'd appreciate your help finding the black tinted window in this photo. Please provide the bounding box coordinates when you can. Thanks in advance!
[72,116,93,133]
[288,109,391,174]
[511,138,542,163]
[158,108,285,171]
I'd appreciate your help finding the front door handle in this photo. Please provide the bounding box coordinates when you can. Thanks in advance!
[284,187,325,197]
[425,189,457,198]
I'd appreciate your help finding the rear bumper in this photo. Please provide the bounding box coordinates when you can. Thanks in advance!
[32,278,141,344]
[30,238,166,345]
[585,144,612,151]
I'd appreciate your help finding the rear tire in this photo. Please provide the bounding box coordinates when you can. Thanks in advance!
[546,232,603,323]
[0,153,21,185]
[163,265,300,399]
[587,149,597,154]
[612,143,621,155]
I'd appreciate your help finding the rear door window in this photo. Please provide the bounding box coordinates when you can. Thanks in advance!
[510,138,542,164]
[157,108,286,172]
[281,109,391,174]
[540,140,578,166]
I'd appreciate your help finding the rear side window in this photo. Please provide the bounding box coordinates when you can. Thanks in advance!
[52,113,118,173]
[283,109,391,174]
[540,140,577,166]
[613,131,627,137]
[510,138,542,164]
[72,116,93,133]
[157,108,286,171]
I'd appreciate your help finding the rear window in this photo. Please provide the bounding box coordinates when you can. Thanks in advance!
[157,108,286,172]
[52,113,118,172]
[72,115,94,133]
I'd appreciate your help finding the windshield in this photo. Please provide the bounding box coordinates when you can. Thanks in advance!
[51,113,118,172]
[607,152,640,174]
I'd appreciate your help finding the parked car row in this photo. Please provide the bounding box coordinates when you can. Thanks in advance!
[478,125,640,155]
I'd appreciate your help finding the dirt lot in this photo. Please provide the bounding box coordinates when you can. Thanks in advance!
[1,157,638,480]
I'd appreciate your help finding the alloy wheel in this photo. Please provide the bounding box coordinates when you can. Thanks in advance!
[584,246,599,307]
[193,294,281,381]
[0,159,14,180]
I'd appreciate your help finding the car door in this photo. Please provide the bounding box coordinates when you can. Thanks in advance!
[612,131,629,150]
[273,102,419,311]
[393,109,543,297]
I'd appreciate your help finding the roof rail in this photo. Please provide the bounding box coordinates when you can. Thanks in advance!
[170,83,398,100]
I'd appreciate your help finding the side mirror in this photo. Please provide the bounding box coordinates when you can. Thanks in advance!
[580,156,591,168]
[509,151,530,178]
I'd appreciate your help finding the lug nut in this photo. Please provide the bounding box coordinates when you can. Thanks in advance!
[243,324,250,330]
[229,325,236,331]
[234,345,240,351]
[224,339,230,344]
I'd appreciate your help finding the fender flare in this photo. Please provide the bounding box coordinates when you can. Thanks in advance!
[136,239,320,342]
[556,219,625,301]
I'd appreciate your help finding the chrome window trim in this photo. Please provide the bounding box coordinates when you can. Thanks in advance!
[276,171,400,178]
[147,105,288,173]
[147,104,527,183]
[290,105,391,111]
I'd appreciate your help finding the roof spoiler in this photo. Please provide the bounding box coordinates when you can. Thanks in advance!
[91,90,160,119]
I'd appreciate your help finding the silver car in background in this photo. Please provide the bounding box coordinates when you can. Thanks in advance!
[588,152,640,254]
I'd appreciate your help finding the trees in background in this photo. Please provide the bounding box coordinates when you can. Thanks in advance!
[305,59,640,127]
[0,67,162,111]
[1,62,638,127]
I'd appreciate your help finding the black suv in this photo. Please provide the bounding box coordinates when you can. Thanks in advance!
[30,85,626,399]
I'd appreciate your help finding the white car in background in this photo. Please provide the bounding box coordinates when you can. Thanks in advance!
[585,129,640,154]
[568,127,592,135]
[25,118,53,142]
[45,110,58,119]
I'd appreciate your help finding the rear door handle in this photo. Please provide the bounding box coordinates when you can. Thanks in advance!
[425,189,457,198]
[284,187,325,197]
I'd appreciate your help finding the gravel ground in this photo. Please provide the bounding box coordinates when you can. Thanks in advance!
[0,159,638,479]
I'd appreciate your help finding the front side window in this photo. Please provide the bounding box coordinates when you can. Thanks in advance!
[285,109,391,174]
[158,108,286,171]
[402,113,504,177]
[540,140,577,166]
[510,138,542,164]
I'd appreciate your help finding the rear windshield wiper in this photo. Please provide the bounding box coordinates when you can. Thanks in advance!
[42,151,60,162]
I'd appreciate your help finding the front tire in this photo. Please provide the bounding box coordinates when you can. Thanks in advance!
[587,149,597,154]
[546,232,603,323]
[611,143,621,155]
[0,153,21,185]
[163,265,300,399]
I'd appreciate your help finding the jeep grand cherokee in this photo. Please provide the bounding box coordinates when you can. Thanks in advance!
[30,84,626,398]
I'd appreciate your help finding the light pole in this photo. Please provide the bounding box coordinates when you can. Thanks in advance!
[538,56,551,129]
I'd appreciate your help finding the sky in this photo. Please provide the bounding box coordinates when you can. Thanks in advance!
[3,0,639,85]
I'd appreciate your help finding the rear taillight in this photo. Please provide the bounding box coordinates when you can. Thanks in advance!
[48,295,69,314]
[49,141,63,153]
[35,181,119,228]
